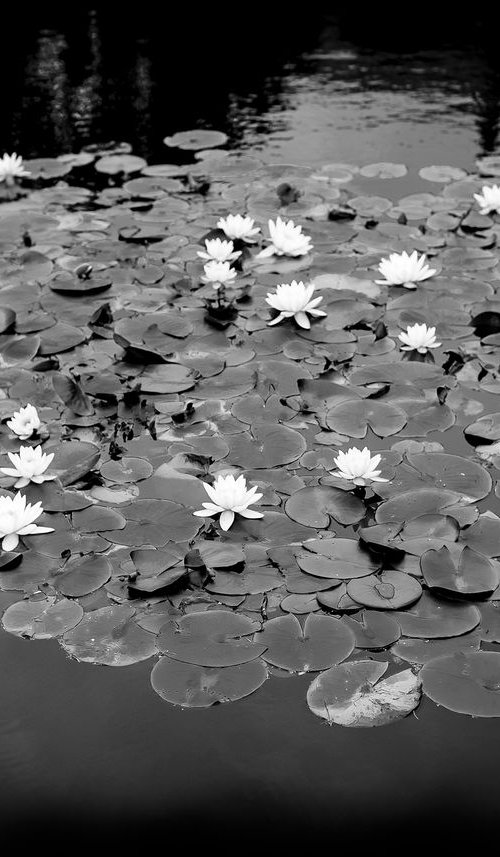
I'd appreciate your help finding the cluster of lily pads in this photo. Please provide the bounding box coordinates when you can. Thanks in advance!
[2,138,500,725]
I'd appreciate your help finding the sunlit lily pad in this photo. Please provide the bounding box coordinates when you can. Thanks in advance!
[164,130,228,150]
[307,660,421,727]
[347,571,422,609]
[421,545,498,598]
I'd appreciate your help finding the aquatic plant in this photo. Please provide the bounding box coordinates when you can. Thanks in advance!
[398,323,441,353]
[0,445,56,488]
[474,184,500,215]
[193,473,264,530]
[0,152,30,185]
[197,238,241,263]
[265,281,326,328]
[0,492,54,551]
[257,216,313,258]
[330,447,389,486]
[375,250,436,288]
[201,260,237,287]
[7,404,41,439]
[217,214,260,242]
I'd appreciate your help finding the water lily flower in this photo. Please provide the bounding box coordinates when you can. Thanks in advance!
[474,185,500,216]
[266,281,326,329]
[7,404,41,440]
[0,492,54,551]
[202,260,237,288]
[331,447,389,486]
[0,153,30,185]
[0,445,56,489]
[193,473,264,531]
[375,250,436,289]
[217,214,260,242]
[197,238,242,263]
[257,217,313,258]
[398,323,441,353]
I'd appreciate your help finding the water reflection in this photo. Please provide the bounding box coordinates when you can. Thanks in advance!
[1,8,500,164]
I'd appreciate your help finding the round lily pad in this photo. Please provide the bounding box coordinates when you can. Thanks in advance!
[164,130,228,151]
[343,610,401,649]
[157,611,265,667]
[150,657,267,707]
[391,631,482,665]
[296,539,379,580]
[307,660,421,727]
[256,613,355,673]
[326,400,407,438]
[54,554,112,597]
[421,652,500,717]
[100,457,153,484]
[2,596,83,639]
[347,571,422,610]
[285,487,365,528]
[392,592,481,638]
[421,545,498,597]
[61,605,157,666]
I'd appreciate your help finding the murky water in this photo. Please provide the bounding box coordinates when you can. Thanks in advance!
[2,8,500,844]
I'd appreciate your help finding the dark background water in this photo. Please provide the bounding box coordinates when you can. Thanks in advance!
[2,6,500,845]
[2,5,500,168]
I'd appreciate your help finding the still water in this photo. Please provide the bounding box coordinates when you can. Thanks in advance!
[1,6,500,843]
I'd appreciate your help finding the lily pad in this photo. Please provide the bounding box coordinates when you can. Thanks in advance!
[157,611,265,666]
[61,605,157,666]
[2,596,83,639]
[307,660,421,727]
[392,592,481,638]
[285,487,365,528]
[326,399,407,438]
[256,613,355,673]
[150,657,268,707]
[421,545,498,598]
[421,652,500,717]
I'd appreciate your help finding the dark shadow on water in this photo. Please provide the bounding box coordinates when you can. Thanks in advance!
[2,5,500,161]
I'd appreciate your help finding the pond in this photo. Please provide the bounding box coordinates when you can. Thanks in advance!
[2,7,500,846]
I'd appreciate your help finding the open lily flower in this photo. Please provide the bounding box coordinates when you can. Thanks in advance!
[398,323,441,353]
[0,153,30,185]
[257,217,313,258]
[197,238,241,263]
[0,492,54,551]
[331,447,389,486]
[202,260,237,288]
[217,214,260,243]
[193,473,263,531]
[266,281,326,329]
[0,445,56,489]
[474,185,500,216]
[7,404,41,440]
[375,251,436,289]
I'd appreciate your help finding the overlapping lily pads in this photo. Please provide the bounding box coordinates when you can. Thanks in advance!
[1,139,500,726]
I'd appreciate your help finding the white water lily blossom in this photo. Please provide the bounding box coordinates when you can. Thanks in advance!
[375,250,436,289]
[202,260,237,288]
[331,447,389,486]
[257,217,313,258]
[193,473,264,531]
[266,281,327,329]
[7,404,41,440]
[398,323,441,353]
[197,238,241,263]
[217,214,260,242]
[0,445,56,489]
[0,153,30,185]
[474,185,500,216]
[0,492,54,551]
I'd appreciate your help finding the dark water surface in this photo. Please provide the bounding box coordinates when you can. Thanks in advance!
[2,7,500,168]
[2,6,500,843]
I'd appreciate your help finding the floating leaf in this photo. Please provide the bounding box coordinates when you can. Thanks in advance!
[54,554,112,597]
[285,487,365,528]
[421,545,498,598]
[151,657,267,707]
[343,610,401,649]
[307,661,421,727]
[2,597,83,639]
[392,592,480,638]
[421,652,500,717]
[61,605,157,666]
[326,399,407,438]
[256,613,354,673]
[157,611,265,667]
